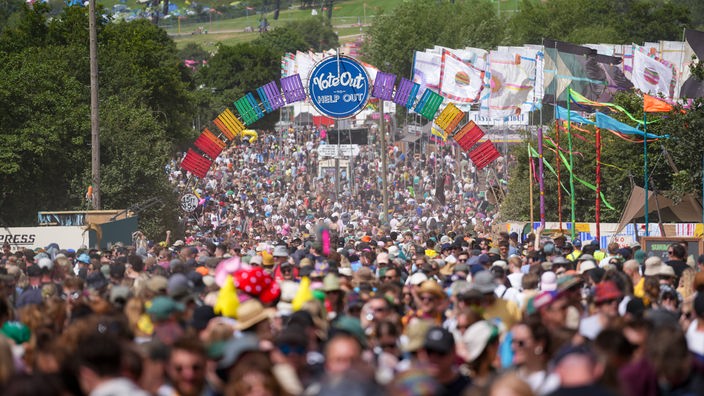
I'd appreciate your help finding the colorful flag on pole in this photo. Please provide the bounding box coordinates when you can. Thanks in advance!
[631,45,676,99]
[480,50,535,119]
[643,94,674,113]
[439,49,484,103]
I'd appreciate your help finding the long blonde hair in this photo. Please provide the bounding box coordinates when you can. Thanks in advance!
[678,268,696,300]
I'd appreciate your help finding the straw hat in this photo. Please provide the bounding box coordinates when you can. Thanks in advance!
[235,299,275,331]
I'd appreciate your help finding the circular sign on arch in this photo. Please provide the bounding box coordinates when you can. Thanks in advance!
[308,56,370,119]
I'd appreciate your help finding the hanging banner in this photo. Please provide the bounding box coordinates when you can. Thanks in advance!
[308,56,370,119]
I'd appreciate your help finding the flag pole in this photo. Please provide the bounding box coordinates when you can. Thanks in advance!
[567,90,576,239]
[529,143,534,225]
[596,127,601,241]
[644,111,649,237]
[555,113,563,230]
[538,127,546,228]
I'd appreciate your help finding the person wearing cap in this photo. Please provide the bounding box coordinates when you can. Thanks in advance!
[565,239,583,262]
[16,265,43,308]
[579,281,623,340]
[417,326,471,395]
[147,296,186,345]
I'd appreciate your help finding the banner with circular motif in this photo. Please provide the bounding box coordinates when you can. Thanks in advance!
[308,56,370,119]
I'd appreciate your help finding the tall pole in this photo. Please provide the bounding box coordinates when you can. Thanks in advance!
[538,127,545,228]
[89,0,101,210]
[555,119,562,229]
[596,128,601,241]
[379,99,389,225]
[566,91,576,239]
[643,113,649,236]
[528,144,534,225]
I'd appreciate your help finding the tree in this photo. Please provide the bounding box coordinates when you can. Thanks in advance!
[0,5,195,239]
[363,0,503,79]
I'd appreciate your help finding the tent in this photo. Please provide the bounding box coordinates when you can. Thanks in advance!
[615,185,703,234]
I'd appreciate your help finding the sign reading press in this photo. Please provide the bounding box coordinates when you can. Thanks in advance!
[308,56,370,119]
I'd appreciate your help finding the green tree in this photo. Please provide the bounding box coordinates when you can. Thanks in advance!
[0,5,195,239]
[195,42,280,129]
[363,0,502,80]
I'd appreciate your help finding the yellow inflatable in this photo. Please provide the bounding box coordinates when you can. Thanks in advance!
[242,129,258,143]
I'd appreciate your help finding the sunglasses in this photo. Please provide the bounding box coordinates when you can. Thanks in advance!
[419,295,437,302]
[279,344,306,356]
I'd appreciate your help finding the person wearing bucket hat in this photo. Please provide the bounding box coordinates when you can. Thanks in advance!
[148,296,185,345]
[402,280,445,327]
[235,299,276,341]
[460,320,500,385]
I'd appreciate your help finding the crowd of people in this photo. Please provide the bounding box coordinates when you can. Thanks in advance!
[0,125,703,396]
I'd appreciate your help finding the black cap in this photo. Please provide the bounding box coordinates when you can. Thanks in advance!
[423,326,455,354]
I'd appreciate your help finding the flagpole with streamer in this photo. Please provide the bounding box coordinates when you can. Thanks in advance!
[643,111,649,237]
[567,90,576,239]
[538,127,546,228]
[555,113,563,230]
[529,143,534,225]
[596,127,601,241]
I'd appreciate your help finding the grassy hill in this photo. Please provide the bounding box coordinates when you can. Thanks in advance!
[97,0,404,51]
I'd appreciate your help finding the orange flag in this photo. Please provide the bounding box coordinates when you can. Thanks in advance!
[643,94,674,113]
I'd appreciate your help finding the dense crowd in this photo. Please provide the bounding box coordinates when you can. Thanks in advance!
[0,125,703,396]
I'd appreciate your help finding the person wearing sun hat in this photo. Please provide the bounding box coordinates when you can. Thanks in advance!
[402,280,446,327]
[235,298,276,342]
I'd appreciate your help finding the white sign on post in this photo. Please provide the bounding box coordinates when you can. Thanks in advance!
[317,144,360,158]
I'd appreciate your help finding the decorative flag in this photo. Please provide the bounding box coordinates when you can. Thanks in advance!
[543,39,631,104]
[631,45,676,99]
[480,50,535,118]
[412,50,442,93]
[555,106,595,125]
[394,78,420,109]
[680,29,704,99]
[257,80,285,113]
[453,121,484,151]
[234,94,263,125]
[434,103,464,135]
[469,140,500,170]
[439,49,484,103]
[643,94,674,113]
[414,89,444,119]
[281,74,306,103]
[214,108,246,140]
[292,276,314,311]
[430,125,447,142]
[181,149,213,178]
[194,128,226,159]
[594,112,665,139]
[371,71,396,101]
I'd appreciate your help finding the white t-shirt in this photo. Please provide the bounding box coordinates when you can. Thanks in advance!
[686,319,704,356]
